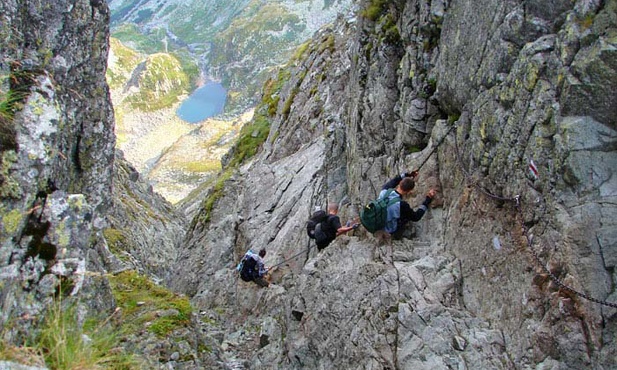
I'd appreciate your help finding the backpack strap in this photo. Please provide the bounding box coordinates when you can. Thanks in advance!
[381,189,401,206]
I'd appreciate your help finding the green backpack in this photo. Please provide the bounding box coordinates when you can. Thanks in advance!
[360,189,400,233]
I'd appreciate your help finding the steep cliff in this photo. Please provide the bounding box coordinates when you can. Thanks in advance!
[0,0,117,336]
[172,0,616,369]
[0,1,209,367]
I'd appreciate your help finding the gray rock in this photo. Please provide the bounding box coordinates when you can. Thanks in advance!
[0,362,47,370]
[172,1,616,369]
[452,335,467,351]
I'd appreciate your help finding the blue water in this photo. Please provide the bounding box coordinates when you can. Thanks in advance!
[176,82,227,123]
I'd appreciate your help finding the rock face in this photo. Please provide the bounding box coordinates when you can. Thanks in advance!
[0,0,117,336]
[172,1,617,369]
[106,152,187,282]
[0,1,189,365]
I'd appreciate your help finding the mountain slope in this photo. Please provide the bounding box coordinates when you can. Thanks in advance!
[106,1,355,203]
[108,0,355,112]
[108,37,238,203]
[171,0,617,368]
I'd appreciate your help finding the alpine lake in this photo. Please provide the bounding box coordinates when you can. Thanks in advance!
[176,82,227,123]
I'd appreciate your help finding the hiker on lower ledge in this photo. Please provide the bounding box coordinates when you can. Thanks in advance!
[380,171,437,240]
[237,248,271,287]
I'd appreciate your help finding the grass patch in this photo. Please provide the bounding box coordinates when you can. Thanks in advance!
[0,89,22,150]
[227,114,271,169]
[102,227,131,259]
[0,66,37,151]
[195,168,234,225]
[281,69,307,120]
[106,37,143,89]
[180,160,221,173]
[210,4,303,62]
[360,0,388,21]
[262,68,291,116]
[380,14,401,44]
[124,53,191,112]
[282,86,298,119]
[405,145,423,153]
[109,271,192,338]
[448,113,461,124]
[32,300,138,369]
[291,40,312,63]
[577,13,595,30]
[317,35,335,53]
[111,23,166,54]
[173,51,200,91]
[0,343,45,367]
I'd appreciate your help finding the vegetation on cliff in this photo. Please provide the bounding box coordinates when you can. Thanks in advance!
[107,37,198,112]
[188,60,297,226]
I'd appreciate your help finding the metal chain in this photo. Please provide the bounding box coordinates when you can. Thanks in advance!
[414,122,457,173]
[514,200,617,308]
[453,128,617,308]
[269,245,313,270]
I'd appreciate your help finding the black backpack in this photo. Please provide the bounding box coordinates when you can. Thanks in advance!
[239,255,258,282]
[306,210,327,239]
[307,210,336,249]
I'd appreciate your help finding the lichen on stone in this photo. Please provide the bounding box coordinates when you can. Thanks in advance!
[1,208,23,236]
[0,150,21,199]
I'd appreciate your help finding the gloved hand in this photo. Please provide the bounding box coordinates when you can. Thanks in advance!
[404,170,419,178]
[352,223,360,229]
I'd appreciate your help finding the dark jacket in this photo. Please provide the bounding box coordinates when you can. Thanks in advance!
[315,214,341,249]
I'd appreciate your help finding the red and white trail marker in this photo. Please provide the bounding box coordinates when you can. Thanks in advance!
[529,159,539,179]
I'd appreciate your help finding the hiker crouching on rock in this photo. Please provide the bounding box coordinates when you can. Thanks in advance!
[238,248,270,287]
[380,171,436,240]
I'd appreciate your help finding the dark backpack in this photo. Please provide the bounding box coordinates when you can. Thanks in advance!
[360,189,401,233]
[239,255,258,282]
[307,210,336,250]
[306,210,327,239]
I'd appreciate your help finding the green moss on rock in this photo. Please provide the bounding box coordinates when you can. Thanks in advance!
[0,151,21,199]
[2,208,23,235]
[361,0,387,21]
[103,228,128,256]
[109,271,192,337]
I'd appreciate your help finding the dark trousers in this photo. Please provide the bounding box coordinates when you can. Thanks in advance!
[391,219,415,240]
